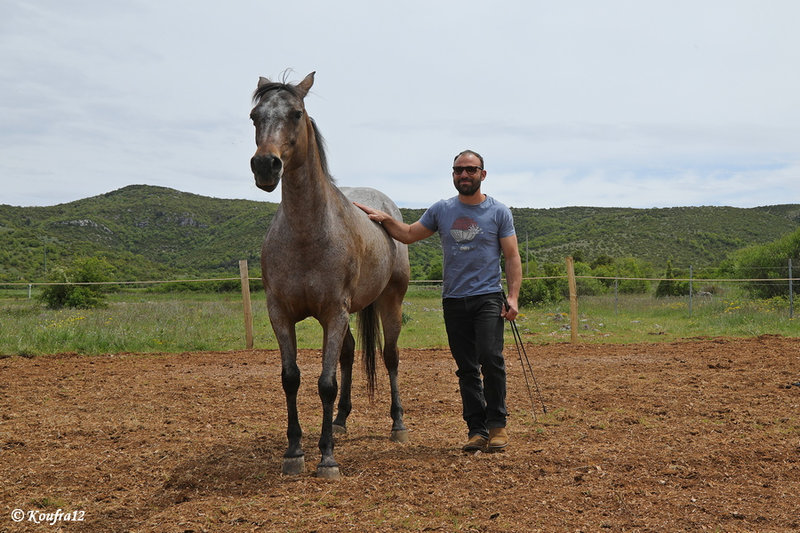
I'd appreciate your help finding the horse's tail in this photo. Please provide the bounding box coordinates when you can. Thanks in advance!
[357,304,382,400]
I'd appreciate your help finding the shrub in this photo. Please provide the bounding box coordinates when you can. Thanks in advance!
[39,256,114,309]
[519,262,568,306]
[591,256,651,294]
[427,261,443,282]
[574,261,607,296]
[728,228,800,299]
[519,278,553,307]
[655,260,689,298]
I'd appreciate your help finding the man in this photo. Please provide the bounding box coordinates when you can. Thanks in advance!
[355,149,522,453]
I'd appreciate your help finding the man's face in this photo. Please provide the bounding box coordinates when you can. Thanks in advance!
[452,153,486,196]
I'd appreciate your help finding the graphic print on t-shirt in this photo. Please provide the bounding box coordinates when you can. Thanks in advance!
[449,216,482,252]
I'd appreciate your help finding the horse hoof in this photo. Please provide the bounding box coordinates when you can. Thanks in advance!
[281,456,305,476]
[390,429,410,443]
[316,465,341,480]
[332,423,347,435]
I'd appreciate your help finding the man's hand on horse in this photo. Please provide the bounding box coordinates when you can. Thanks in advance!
[354,202,389,223]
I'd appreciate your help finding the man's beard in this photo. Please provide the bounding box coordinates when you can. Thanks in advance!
[455,178,481,196]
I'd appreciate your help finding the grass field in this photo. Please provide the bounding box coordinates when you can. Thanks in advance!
[0,285,797,357]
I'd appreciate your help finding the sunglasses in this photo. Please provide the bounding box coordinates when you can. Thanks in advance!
[452,166,483,175]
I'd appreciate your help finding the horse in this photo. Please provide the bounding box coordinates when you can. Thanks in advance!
[249,72,411,479]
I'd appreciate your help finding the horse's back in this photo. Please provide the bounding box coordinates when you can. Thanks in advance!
[340,187,403,222]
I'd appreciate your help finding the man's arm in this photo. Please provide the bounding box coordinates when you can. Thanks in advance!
[500,234,522,321]
[353,202,434,244]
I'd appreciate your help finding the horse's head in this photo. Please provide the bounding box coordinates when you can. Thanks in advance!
[249,72,316,192]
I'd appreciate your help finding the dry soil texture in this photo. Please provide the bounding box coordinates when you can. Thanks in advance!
[2,336,799,531]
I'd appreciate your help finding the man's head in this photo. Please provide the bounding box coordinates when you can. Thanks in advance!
[452,150,486,197]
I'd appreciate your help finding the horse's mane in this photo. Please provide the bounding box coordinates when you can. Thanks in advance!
[252,83,332,182]
[251,81,297,104]
[309,118,332,182]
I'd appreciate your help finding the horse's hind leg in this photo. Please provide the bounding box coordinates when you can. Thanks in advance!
[333,327,355,434]
[378,293,409,443]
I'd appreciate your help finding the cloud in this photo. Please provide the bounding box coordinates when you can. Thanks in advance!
[2,0,799,209]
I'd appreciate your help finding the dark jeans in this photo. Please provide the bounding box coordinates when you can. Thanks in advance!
[442,292,507,438]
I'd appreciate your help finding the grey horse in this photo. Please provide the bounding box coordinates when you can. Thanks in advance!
[249,72,410,479]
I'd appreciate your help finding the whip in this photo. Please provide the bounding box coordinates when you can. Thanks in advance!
[505,297,547,420]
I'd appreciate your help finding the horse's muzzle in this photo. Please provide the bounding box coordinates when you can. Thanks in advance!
[251,154,283,192]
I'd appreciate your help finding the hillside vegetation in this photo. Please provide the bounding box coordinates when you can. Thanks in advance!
[1,185,798,283]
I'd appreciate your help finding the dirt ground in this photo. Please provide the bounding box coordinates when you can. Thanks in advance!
[2,336,799,532]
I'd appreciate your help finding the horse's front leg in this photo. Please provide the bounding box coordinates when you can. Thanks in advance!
[316,313,350,480]
[333,327,355,434]
[271,316,304,475]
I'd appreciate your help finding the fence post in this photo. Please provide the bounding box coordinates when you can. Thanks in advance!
[566,256,578,343]
[525,231,529,277]
[614,278,618,315]
[239,259,254,349]
[790,258,794,320]
[689,265,693,318]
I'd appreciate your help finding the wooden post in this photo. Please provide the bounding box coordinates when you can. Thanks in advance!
[790,258,794,320]
[566,256,578,343]
[688,265,694,318]
[239,259,254,349]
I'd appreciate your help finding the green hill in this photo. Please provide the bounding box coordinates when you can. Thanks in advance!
[511,205,799,267]
[1,185,798,283]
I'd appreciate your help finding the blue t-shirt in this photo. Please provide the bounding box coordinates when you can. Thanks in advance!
[419,195,516,298]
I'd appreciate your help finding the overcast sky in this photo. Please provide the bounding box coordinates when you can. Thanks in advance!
[2,0,798,209]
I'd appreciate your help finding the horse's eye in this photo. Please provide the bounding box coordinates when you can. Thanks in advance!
[292,110,303,120]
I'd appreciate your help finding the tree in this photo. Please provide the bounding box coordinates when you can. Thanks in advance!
[39,256,115,309]
[655,260,688,298]
[518,262,568,306]
[728,228,800,299]
[591,256,651,294]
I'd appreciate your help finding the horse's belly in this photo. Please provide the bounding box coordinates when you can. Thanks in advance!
[262,248,390,315]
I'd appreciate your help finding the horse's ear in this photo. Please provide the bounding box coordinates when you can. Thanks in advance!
[257,76,272,88]
[296,72,315,98]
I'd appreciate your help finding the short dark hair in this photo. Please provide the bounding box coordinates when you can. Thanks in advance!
[454,150,484,168]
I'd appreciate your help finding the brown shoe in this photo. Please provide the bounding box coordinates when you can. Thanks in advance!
[487,427,508,452]
[462,434,488,452]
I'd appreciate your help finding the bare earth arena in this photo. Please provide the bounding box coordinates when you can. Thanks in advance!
[2,336,799,531]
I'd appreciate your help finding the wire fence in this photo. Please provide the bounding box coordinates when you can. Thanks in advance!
[1,256,796,312]
[2,272,794,317]
[1,261,796,352]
